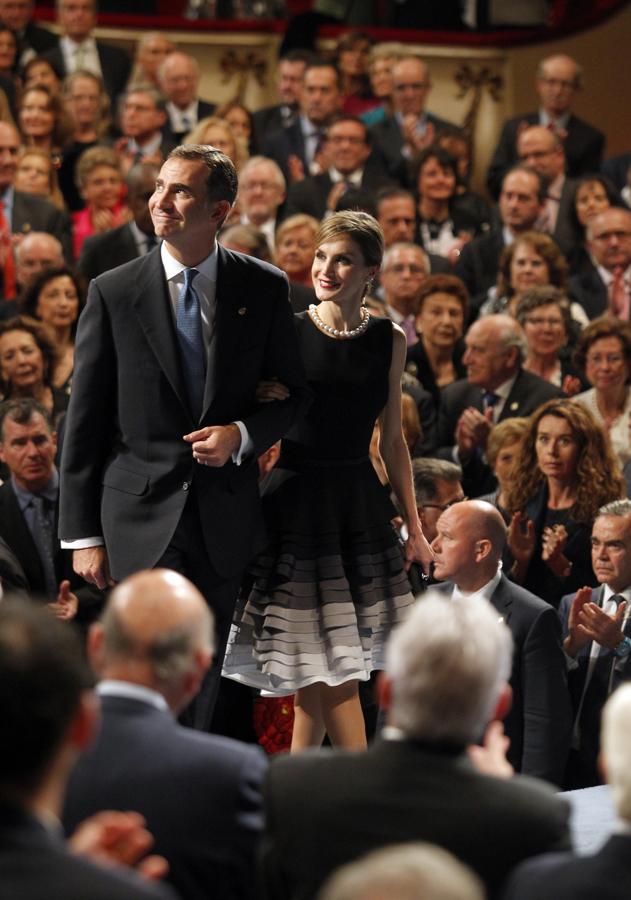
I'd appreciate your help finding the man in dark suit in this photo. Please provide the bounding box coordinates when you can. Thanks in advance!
[63,568,266,900]
[251,49,312,154]
[432,500,572,784]
[115,87,175,176]
[262,60,341,186]
[486,53,605,200]
[78,164,158,281]
[375,187,451,274]
[0,0,57,66]
[455,166,545,307]
[559,500,631,789]
[436,314,562,497]
[369,56,457,187]
[0,599,177,900]
[261,589,571,900]
[0,398,103,625]
[59,145,307,728]
[237,156,286,253]
[570,207,631,320]
[157,52,216,145]
[41,0,131,105]
[284,116,391,221]
[504,683,631,900]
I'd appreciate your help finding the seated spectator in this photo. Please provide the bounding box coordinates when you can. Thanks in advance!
[480,230,572,319]
[318,843,484,900]
[406,273,467,408]
[237,156,286,252]
[22,56,62,96]
[219,222,272,263]
[360,42,401,128]
[72,146,130,259]
[506,682,631,899]
[334,31,376,118]
[59,70,112,212]
[114,85,172,177]
[63,569,267,900]
[186,115,247,173]
[478,417,529,519]
[0,0,58,68]
[0,24,19,105]
[0,599,176,900]
[14,146,65,210]
[274,213,319,311]
[570,207,631,320]
[574,317,631,468]
[157,51,215,145]
[413,146,480,264]
[566,173,622,274]
[375,242,428,346]
[128,32,175,90]
[401,392,422,456]
[18,84,73,168]
[436,127,491,228]
[14,232,65,297]
[260,591,571,900]
[505,398,624,608]
[432,499,572,783]
[215,99,254,155]
[0,315,68,421]
[251,49,311,154]
[515,286,585,393]
[411,456,464,543]
[19,266,84,393]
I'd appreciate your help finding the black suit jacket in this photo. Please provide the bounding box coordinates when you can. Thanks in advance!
[486,111,605,200]
[21,21,58,55]
[0,803,176,900]
[252,104,297,154]
[261,737,571,900]
[59,246,308,598]
[42,41,131,104]
[454,228,505,309]
[12,190,72,262]
[262,119,308,185]
[283,163,393,220]
[436,369,563,497]
[78,222,141,281]
[63,694,266,900]
[569,262,608,320]
[503,835,631,900]
[369,112,458,186]
[162,99,217,145]
[435,575,572,785]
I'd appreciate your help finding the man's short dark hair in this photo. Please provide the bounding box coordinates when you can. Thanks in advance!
[325,115,370,146]
[0,600,93,798]
[376,186,415,210]
[412,458,462,505]
[0,398,51,442]
[280,48,317,67]
[123,84,167,114]
[303,60,342,91]
[168,144,238,206]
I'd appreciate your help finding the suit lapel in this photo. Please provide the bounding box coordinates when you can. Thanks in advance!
[0,487,44,590]
[203,246,245,418]
[489,576,513,626]
[499,370,526,420]
[131,249,190,413]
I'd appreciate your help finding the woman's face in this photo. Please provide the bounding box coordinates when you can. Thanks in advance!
[338,40,371,78]
[24,61,60,94]
[15,154,51,197]
[275,226,315,280]
[493,439,522,491]
[36,275,80,330]
[0,329,45,393]
[416,291,464,350]
[81,164,122,209]
[510,242,550,295]
[0,30,16,71]
[575,180,610,227]
[418,157,456,202]
[19,90,55,140]
[312,235,376,307]
[223,107,250,142]
[584,335,630,392]
[522,301,567,357]
[369,56,395,99]
[202,126,236,161]
[535,414,579,483]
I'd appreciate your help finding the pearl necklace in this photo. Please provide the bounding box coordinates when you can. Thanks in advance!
[308,303,370,339]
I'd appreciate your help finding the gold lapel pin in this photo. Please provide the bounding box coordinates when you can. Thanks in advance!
[510,402,519,411]
[238,307,247,316]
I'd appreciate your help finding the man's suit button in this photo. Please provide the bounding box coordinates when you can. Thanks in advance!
[182,481,190,491]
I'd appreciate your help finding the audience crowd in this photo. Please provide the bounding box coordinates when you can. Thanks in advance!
[1,3,631,899]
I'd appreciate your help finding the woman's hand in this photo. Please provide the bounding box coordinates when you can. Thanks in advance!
[255,378,290,403]
[541,524,572,577]
[404,528,434,574]
[561,374,582,397]
[507,511,536,576]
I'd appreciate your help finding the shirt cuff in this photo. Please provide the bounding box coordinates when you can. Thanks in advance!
[232,421,252,466]
[60,537,105,549]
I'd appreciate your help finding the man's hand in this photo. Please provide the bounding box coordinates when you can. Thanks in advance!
[256,378,290,403]
[73,547,114,590]
[564,585,594,657]
[404,528,434,574]
[402,116,435,154]
[507,512,536,569]
[326,181,349,213]
[68,810,169,882]
[184,423,241,467]
[467,720,514,779]
[578,598,627,652]
[47,579,78,621]
[287,154,305,184]
[455,406,491,459]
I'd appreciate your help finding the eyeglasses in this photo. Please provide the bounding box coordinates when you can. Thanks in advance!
[326,135,366,145]
[423,496,467,511]
[393,82,430,92]
[524,316,565,328]
[538,77,576,90]
[586,353,626,366]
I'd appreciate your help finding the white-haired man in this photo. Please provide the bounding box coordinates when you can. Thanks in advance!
[261,592,571,900]
[238,156,286,252]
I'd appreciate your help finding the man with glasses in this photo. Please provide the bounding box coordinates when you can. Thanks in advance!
[570,208,631,321]
[487,54,604,199]
[412,458,464,544]
[284,115,391,221]
[237,156,286,252]
[370,56,456,187]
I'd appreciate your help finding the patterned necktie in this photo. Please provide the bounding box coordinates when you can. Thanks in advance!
[609,267,629,320]
[0,199,15,300]
[31,495,57,599]
[176,267,206,420]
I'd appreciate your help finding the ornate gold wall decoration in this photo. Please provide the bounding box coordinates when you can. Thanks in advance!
[219,50,268,103]
[454,65,504,168]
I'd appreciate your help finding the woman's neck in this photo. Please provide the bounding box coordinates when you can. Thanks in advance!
[596,384,628,422]
[420,196,449,222]
[51,325,72,348]
[546,477,577,509]
[25,134,52,151]
[524,351,560,381]
[317,298,363,331]
[422,335,453,367]
[74,125,97,143]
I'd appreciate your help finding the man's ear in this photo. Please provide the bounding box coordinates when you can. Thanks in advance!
[87,622,105,675]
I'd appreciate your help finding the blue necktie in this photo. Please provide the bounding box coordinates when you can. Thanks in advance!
[176,267,205,420]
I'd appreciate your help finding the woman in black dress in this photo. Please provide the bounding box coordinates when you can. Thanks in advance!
[223,211,432,751]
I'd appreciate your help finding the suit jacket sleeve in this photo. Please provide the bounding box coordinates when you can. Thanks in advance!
[486,120,518,200]
[520,604,572,785]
